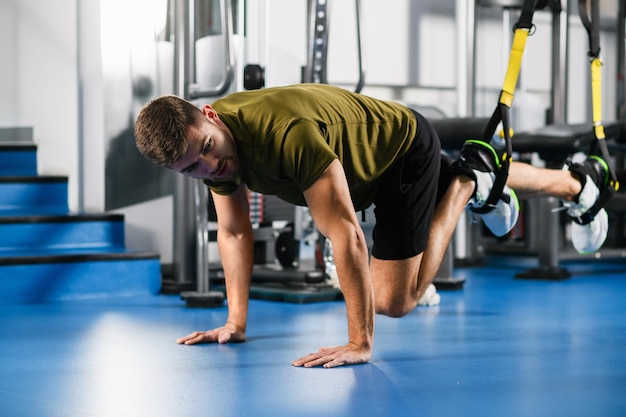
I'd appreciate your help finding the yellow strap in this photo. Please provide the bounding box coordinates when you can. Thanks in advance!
[590,58,619,191]
[499,28,530,108]
[591,58,606,140]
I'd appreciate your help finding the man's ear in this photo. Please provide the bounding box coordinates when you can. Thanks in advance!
[202,104,219,122]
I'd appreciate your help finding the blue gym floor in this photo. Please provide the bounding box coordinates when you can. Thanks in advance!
[1,259,625,417]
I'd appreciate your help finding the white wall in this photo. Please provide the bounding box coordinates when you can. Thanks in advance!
[256,0,616,128]
[78,0,106,213]
[0,0,80,211]
[0,1,18,123]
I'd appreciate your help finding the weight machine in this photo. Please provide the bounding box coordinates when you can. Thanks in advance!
[457,0,625,279]
[171,0,470,306]
[242,0,365,302]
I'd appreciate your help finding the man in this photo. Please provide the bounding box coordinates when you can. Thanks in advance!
[134,84,610,368]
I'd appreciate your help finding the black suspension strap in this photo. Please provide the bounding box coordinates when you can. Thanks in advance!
[475,0,541,214]
[573,0,620,225]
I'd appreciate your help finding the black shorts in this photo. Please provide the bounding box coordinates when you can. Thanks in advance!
[370,109,444,260]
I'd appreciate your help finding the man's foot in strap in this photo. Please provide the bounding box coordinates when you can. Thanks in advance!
[562,155,610,254]
[450,140,520,237]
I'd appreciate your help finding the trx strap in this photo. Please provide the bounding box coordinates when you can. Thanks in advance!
[573,0,620,225]
[474,0,540,214]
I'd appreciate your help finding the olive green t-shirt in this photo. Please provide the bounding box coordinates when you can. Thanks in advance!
[205,84,416,211]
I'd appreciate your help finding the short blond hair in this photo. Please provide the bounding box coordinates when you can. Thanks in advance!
[134,95,204,166]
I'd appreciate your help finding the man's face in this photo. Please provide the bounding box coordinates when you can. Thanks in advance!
[168,108,239,182]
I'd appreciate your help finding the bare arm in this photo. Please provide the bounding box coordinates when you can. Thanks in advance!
[177,184,253,345]
[292,159,374,368]
[214,185,254,331]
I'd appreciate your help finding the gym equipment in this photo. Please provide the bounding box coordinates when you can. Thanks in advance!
[467,0,624,279]
[246,204,338,303]
[439,0,541,273]
[244,64,265,90]
[173,0,237,307]
[251,214,325,284]
[243,0,367,303]
[511,0,622,279]
[491,122,625,280]
[573,0,620,223]
[302,0,365,92]
[451,0,569,265]
[474,0,545,208]
[180,182,224,307]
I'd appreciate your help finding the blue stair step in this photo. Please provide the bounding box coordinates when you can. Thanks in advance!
[0,250,161,304]
[0,214,125,254]
[0,176,69,215]
[0,133,164,305]
[0,144,38,176]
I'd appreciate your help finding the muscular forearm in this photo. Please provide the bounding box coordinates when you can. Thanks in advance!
[331,231,374,350]
[218,229,254,331]
[296,159,375,367]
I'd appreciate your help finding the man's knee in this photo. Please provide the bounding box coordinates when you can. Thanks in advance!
[370,255,422,318]
[375,295,417,318]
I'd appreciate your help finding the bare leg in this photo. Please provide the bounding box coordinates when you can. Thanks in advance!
[508,161,580,201]
[370,176,475,317]
[370,254,422,317]
[371,161,579,318]
[415,176,475,299]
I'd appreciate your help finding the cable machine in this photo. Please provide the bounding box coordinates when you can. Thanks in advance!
[242,0,366,303]
[461,0,624,278]
[172,0,236,307]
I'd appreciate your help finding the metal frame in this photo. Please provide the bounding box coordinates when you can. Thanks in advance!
[172,0,236,304]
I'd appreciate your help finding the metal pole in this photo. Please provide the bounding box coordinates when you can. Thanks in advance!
[517,0,571,280]
[617,0,625,121]
[454,0,478,263]
[545,0,569,274]
[354,0,366,93]
[187,0,235,99]
[182,0,236,307]
[172,0,197,289]
[195,181,210,293]
[173,0,234,301]
[550,0,568,124]
[456,0,476,118]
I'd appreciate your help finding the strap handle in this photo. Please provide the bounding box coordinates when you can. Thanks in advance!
[479,0,541,211]
[573,0,620,225]
[483,0,537,142]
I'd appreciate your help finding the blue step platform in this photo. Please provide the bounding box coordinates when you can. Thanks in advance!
[0,143,38,176]
[0,176,69,215]
[0,139,162,305]
[0,214,126,254]
[0,251,161,304]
